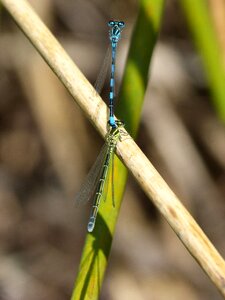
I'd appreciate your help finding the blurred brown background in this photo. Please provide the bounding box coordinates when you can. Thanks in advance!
[0,0,225,299]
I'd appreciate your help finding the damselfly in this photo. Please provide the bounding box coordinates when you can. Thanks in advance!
[95,20,125,128]
[108,20,125,128]
[76,121,125,232]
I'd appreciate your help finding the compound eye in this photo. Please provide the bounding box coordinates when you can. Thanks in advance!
[118,21,125,27]
[108,20,115,27]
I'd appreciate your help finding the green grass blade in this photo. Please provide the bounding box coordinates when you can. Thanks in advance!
[180,0,225,122]
[71,1,165,299]
[117,0,165,137]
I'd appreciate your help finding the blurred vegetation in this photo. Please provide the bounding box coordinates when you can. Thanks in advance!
[118,0,165,137]
[0,0,224,300]
[180,0,225,122]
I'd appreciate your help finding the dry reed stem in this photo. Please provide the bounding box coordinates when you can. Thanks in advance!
[2,0,225,296]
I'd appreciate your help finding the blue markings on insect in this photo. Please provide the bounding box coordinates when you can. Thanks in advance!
[109,116,115,127]
[108,20,125,128]
[88,216,96,233]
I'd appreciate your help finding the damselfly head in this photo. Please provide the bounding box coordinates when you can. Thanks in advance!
[108,20,125,42]
[108,20,125,28]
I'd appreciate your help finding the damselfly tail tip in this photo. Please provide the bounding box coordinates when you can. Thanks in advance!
[109,116,117,128]
[87,217,96,232]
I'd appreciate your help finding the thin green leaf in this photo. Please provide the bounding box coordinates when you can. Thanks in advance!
[180,0,225,122]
